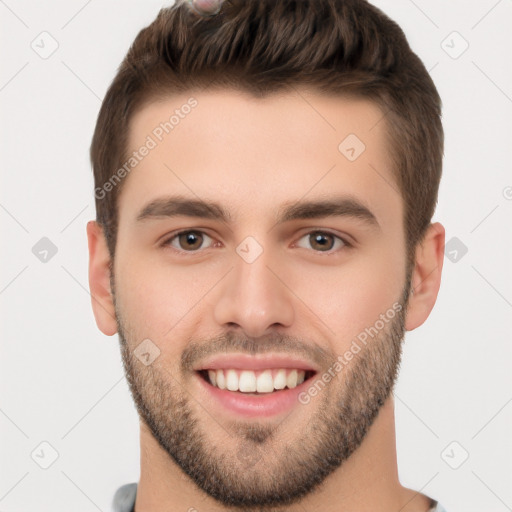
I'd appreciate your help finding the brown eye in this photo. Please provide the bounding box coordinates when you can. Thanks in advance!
[179,231,203,250]
[165,230,213,251]
[309,232,334,251]
[296,231,347,252]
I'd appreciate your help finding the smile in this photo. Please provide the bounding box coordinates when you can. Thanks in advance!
[194,354,319,417]
[199,368,316,394]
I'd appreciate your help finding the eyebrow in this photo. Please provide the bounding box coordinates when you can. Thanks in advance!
[136,194,379,229]
[276,197,379,228]
[136,196,231,223]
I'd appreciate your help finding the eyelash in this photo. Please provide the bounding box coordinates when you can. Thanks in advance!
[160,229,352,255]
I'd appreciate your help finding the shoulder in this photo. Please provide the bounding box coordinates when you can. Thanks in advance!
[429,503,448,512]
[112,482,138,512]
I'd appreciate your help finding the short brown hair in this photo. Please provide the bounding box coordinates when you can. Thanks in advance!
[90,0,443,268]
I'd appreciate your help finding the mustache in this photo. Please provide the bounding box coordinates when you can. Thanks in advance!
[181,331,335,372]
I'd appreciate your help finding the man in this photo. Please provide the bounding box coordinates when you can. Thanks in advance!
[87,0,447,510]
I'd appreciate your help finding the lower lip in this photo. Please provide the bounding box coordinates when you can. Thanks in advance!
[196,372,313,418]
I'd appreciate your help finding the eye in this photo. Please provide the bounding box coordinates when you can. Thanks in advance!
[163,230,214,252]
[295,231,348,252]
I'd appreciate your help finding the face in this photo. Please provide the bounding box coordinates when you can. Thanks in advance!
[111,88,410,509]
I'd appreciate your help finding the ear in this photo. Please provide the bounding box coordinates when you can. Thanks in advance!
[405,222,445,331]
[86,220,118,336]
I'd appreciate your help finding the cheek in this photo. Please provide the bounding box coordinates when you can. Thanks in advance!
[114,254,221,342]
[289,247,405,344]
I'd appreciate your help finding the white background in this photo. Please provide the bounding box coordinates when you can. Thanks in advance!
[1,1,511,511]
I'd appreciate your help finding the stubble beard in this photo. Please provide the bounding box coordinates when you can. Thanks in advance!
[113,273,411,511]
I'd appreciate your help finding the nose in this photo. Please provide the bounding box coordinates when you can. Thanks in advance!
[213,248,295,338]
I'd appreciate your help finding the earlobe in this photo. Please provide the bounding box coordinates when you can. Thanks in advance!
[404,222,445,331]
[86,220,118,336]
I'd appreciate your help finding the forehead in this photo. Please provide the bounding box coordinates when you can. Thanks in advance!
[120,88,401,227]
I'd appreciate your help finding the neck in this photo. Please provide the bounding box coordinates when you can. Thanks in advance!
[134,395,433,512]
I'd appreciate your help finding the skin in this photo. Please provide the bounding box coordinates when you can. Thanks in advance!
[87,87,445,511]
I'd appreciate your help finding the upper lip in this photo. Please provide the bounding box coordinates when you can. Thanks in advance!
[194,353,319,373]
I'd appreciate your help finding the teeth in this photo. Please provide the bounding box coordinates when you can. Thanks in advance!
[239,371,257,392]
[216,369,226,389]
[287,369,298,388]
[226,369,239,391]
[256,370,273,393]
[205,368,310,393]
[273,369,287,390]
